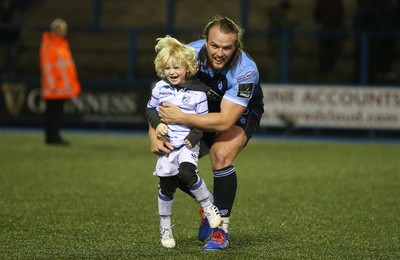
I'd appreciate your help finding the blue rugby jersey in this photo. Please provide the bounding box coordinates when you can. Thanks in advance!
[188,39,264,114]
[147,79,209,149]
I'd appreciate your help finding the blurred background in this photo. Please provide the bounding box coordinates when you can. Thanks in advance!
[1,0,400,138]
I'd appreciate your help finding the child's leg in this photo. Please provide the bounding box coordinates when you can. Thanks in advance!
[158,175,179,248]
[158,176,179,228]
[178,162,211,208]
[178,162,222,228]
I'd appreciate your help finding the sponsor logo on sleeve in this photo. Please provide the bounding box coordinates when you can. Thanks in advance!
[237,71,256,82]
[237,83,254,98]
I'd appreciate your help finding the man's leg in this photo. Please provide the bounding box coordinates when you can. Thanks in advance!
[44,99,65,144]
[203,125,247,250]
[44,100,58,143]
[210,125,247,221]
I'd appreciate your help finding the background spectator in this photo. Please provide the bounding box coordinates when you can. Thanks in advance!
[40,18,81,145]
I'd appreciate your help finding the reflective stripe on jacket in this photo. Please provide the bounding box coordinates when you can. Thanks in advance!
[40,32,81,100]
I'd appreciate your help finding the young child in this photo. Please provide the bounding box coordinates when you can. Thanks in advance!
[146,35,221,248]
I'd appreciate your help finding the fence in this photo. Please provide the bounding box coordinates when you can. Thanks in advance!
[9,0,400,87]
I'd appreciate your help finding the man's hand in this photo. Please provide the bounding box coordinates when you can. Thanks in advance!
[156,123,168,137]
[159,103,183,124]
[149,124,173,155]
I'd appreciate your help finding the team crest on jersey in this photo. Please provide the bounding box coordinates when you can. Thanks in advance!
[182,95,191,104]
[237,83,254,98]
[218,80,223,90]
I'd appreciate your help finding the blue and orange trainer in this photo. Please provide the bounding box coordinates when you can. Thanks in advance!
[198,208,213,241]
[203,228,229,250]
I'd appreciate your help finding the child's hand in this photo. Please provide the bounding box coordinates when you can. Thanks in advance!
[156,123,168,137]
[184,138,193,148]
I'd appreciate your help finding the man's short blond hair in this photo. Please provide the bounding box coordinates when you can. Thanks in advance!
[50,18,68,31]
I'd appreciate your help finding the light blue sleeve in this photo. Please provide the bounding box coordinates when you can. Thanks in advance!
[224,52,259,107]
[188,39,205,53]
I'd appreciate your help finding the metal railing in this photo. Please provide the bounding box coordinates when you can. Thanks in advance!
[5,0,400,87]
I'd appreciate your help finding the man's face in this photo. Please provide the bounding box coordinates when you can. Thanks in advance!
[205,26,237,70]
[54,25,67,38]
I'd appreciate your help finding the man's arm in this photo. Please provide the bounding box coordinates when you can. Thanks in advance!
[159,98,246,132]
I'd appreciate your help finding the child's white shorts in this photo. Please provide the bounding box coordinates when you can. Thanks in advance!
[153,144,200,177]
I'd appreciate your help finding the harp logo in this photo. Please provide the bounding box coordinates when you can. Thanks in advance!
[1,82,27,117]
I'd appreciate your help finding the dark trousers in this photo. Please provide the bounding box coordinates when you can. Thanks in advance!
[44,99,66,143]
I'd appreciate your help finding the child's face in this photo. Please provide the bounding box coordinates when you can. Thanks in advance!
[163,58,188,85]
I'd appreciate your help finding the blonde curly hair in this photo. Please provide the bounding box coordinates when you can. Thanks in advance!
[154,35,198,79]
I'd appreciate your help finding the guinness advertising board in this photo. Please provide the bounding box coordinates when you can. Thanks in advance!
[0,81,149,128]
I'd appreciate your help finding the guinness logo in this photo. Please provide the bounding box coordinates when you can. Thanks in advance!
[1,82,27,117]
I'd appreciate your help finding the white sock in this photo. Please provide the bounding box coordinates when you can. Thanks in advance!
[189,176,212,208]
[158,191,173,228]
[208,191,214,204]
[220,217,229,233]
[160,215,171,228]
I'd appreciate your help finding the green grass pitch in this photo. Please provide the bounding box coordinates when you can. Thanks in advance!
[0,131,399,259]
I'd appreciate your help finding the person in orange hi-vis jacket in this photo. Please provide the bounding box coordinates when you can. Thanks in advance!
[40,18,81,145]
